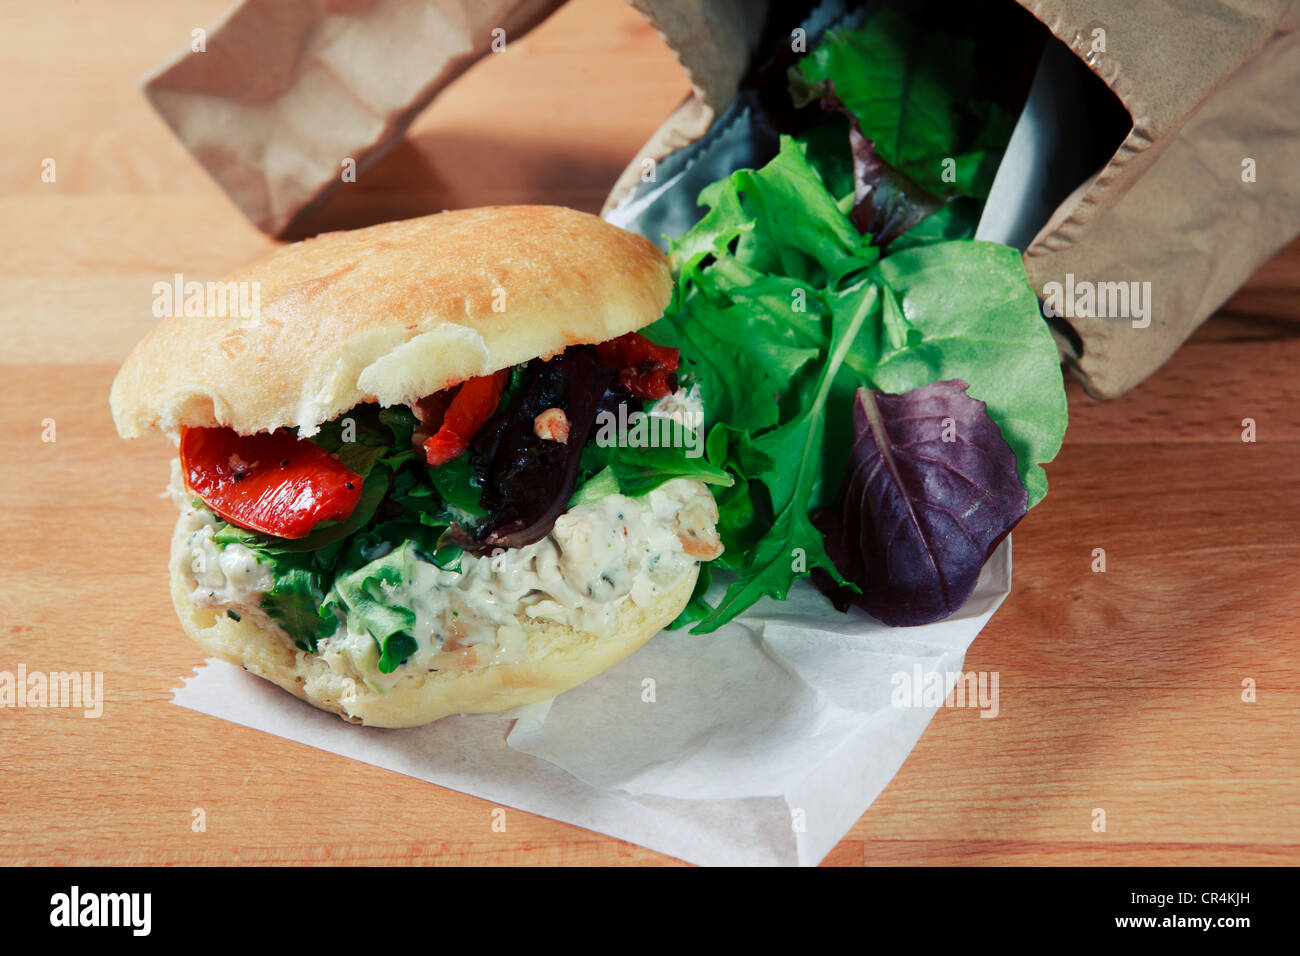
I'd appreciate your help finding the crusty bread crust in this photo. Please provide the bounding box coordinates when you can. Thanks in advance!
[169,515,697,728]
[112,205,671,439]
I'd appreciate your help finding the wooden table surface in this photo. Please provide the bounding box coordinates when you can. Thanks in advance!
[2,0,1297,866]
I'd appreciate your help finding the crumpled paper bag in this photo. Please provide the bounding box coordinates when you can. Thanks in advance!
[143,0,565,235]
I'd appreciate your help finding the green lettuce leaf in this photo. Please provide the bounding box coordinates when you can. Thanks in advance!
[322,543,425,674]
[794,8,1015,199]
[260,560,337,652]
[865,242,1066,507]
[569,466,620,508]
[579,419,733,500]
[427,454,486,516]
[689,281,878,632]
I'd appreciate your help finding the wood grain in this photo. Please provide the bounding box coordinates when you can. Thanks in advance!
[1,0,1297,867]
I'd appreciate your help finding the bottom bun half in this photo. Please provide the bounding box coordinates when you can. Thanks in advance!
[169,516,697,728]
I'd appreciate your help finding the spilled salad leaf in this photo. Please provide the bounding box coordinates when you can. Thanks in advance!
[814,381,1027,626]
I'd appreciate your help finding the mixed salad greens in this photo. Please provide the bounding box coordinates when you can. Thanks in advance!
[186,3,1067,664]
[645,6,1067,632]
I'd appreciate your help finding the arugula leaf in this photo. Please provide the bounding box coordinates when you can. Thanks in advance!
[580,419,733,500]
[310,405,412,474]
[649,296,811,433]
[689,281,878,633]
[378,406,419,451]
[570,415,734,514]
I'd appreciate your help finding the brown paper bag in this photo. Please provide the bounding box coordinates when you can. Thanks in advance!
[143,0,566,237]
[144,0,1300,398]
[604,0,1300,398]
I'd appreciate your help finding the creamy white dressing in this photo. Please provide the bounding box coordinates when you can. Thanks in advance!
[320,479,718,691]
[175,490,274,612]
[649,384,703,429]
[171,450,720,692]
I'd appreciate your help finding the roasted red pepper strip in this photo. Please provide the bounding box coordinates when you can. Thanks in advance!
[595,331,680,399]
[180,427,363,539]
[422,370,510,467]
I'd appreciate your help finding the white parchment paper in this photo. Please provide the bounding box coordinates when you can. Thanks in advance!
[172,540,1010,866]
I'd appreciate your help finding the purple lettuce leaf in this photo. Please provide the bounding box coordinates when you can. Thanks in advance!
[845,119,946,246]
[802,85,948,247]
[452,347,617,553]
[814,379,1027,626]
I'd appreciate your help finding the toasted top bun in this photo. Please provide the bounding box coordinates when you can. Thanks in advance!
[111,205,672,439]
[169,515,696,728]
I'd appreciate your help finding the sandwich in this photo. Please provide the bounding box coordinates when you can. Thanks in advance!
[112,9,1071,732]
[111,206,732,728]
